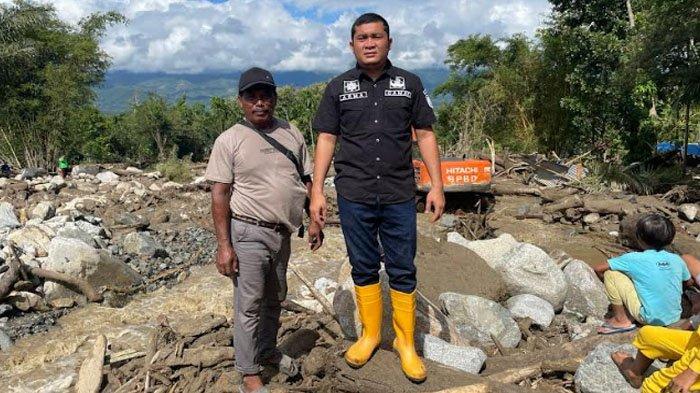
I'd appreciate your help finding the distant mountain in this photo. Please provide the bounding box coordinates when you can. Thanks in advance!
[96,68,451,113]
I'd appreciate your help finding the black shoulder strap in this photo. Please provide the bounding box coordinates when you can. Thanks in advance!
[239,120,309,182]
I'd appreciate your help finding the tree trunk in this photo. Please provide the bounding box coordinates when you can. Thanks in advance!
[626,0,635,28]
[683,102,690,172]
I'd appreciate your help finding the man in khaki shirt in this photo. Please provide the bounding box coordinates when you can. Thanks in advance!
[206,67,323,393]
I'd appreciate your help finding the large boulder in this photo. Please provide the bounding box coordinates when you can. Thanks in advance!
[563,259,610,319]
[0,202,20,230]
[86,252,142,291]
[30,202,55,221]
[439,292,521,349]
[45,237,101,278]
[96,171,119,183]
[461,233,519,269]
[19,167,47,180]
[574,342,662,393]
[496,243,569,310]
[333,263,466,347]
[421,334,486,374]
[505,294,554,328]
[7,225,52,255]
[57,223,97,247]
[679,203,699,222]
[71,165,100,176]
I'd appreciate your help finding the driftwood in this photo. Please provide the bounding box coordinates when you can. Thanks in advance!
[0,244,22,299]
[582,199,637,216]
[29,267,102,302]
[483,330,636,377]
[491,184,541,197]
[543,196,583,214]
[163,347,234,368]
[76,334,107,393]
[291,267,335,317]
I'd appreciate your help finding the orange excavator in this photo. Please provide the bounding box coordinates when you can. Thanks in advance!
[412,131,493,210]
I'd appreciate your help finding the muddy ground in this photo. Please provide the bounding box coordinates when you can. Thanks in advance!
[0,163,698,393]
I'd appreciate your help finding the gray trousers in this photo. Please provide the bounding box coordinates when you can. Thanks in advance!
[231,219,291,375]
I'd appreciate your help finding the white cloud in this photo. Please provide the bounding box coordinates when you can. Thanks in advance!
[3,0,552,73]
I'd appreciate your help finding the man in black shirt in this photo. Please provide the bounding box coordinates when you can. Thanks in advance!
[310,12,444,383]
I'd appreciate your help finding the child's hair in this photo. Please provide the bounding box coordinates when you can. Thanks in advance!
[636,213,675,250]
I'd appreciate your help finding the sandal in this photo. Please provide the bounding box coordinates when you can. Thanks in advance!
[597,322,637,335]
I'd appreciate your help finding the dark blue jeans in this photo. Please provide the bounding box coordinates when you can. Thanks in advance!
[337,195,417,293]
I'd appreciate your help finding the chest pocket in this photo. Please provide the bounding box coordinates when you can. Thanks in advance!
[384,95,412,129]
[339,98,369,135]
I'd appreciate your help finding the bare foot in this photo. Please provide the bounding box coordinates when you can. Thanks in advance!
[611,351,643,388]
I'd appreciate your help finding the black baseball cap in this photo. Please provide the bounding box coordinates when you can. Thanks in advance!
[238,67,276,93]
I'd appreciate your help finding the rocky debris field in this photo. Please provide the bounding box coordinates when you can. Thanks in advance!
[0,160,698,392]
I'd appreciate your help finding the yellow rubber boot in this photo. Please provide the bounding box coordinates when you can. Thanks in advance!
[390,289,426,383]
[344,283,382,367]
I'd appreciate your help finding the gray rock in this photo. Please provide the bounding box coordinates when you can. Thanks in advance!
[7,225,52,254]
[575,342,662,393]
[439,292,521,349]
[0,304,13,317]
[71,164,100,176]
[446,231,470,248]
[57,223,96,247]
[496,243,569,310]
[439,214,459,229]
[463,233,519,269]
[421,334,486,374]
[122,232,160,256]
[0,328,12,351]
[125,166,143,175]
[583,213,601,225]
[96,171,119,183]
[45,237,101,278]
[505,294,554,328]
[74,220,104,237]
[19,167,47,180]
[563,260,610,319]
[679,203,699,222]
[0,202,20,230]
[31,202,55,221]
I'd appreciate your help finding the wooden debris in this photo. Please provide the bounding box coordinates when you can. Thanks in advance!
[291,267,335,317]
[76,334,107,393]
[28,267,103,302]
[0,243,23,300]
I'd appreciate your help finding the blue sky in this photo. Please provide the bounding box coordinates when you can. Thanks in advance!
[3,0,553,73]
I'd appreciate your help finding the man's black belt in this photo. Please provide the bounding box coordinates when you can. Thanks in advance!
[232,213,289,233]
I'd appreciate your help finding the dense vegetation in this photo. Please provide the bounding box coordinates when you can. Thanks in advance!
[0,0,698,171]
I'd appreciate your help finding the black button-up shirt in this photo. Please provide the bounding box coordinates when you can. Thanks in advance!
[312,61,437,204]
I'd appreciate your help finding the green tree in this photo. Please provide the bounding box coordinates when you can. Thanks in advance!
[0,0,123,168]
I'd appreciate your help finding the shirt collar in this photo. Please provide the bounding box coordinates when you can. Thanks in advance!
[351,59,395,80]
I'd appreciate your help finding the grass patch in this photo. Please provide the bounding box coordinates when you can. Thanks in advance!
[156,153,193,183]
[582,161,688,195]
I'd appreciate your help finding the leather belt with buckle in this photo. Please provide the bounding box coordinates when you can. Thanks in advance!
[232,213,288,233]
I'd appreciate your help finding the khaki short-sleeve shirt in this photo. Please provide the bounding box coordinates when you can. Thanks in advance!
[205,118,312,232]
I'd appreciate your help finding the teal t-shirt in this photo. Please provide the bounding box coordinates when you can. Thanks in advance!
[609,250,690,326]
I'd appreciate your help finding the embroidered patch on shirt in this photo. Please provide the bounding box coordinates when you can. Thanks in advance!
[389,76,406,89]
[343,80,360,93]
[339,91,368,101]
[423,89,433,108]
[384,89,412,98]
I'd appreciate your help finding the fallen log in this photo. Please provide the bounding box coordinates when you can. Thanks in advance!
[28,267,103,302]
[543,196,583,214]
[76,334,107,393]
[0,244,22,300]
[163,347,235,368]
[491,184,541,197]
[482,330,636,376]
[582,199,637,216]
